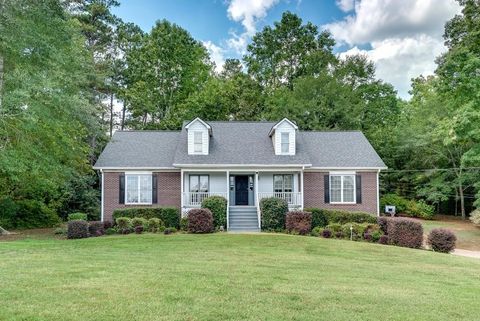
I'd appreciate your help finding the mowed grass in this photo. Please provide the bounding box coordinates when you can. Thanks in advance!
[0,233,479,321]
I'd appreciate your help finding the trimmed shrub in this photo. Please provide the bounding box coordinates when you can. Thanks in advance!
[201,196,227,228]
[363,232,372,241]
[147,218,163,233]
[322,229,332,238]
[371,230,383,242]
[187,209,214,233]
[311,226,322,237]
[378,235,389,244]
[121,227,133,235]
[180,217,188,231]
[387,218,423,249]
[112,207,180,228]
[427,228,456,253]
[134,226,144,234]
[116,217,132,229]
[377,216,389,234]
[323,209,377,224]
[341,222,370,239]
[260,197,288,230]
[164,227,177,235]
[68,212,87,221]
[103,221,113,229]
[67,220,89,239]
[131,217,148,228]
[105,228,117,235]
[469,208,480,225]
[306,208,328,228]
[286,211,312,235]
[326,223,342,233]
[406,200,434,219]
[88,221,105,236]
[335,231,344,238]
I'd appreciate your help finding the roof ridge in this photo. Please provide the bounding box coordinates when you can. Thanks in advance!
[300,130,363,133]
[116,130,181,133]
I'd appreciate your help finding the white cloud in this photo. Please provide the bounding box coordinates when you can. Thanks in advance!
[226,0,280,54]
[203,40,226,72]
[325,0,461,98]
[340,35,445,97]
[336,0,355,12]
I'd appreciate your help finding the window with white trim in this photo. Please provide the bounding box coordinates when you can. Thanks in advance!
[193,131,203,153]
[330,174,355,203]
[281,132,290,154]
[126,174,152,204]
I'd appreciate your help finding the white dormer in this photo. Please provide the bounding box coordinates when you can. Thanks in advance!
[185,118,211,155]
[269,118,298,155]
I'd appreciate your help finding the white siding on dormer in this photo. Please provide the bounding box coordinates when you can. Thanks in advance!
[274,121,296,155]
[187,121,209,155]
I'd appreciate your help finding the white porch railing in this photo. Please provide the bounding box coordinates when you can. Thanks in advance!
[257,192,302,207]
[183,192,228,207]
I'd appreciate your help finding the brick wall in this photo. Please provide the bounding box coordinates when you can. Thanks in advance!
[303,171,378,214]
[103,171,181,222]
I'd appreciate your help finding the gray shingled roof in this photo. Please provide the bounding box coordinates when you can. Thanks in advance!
[94,131,180,168]
[94,122,386,169]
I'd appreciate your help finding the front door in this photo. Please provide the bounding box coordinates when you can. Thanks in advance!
[235,176,249,205]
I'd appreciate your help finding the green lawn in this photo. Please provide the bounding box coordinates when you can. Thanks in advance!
[1,233,479,321]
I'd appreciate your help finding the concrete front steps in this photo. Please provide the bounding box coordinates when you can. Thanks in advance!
[228,206,260,232]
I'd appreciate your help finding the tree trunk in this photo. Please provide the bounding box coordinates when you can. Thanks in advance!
[459,183,465,220]
[0,226,10,235]
[0,55,3,109]
[109,93,114,138]
[121,100,126,130]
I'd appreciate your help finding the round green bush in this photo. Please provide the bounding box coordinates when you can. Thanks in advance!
[260,197,288,230]
[68,212,87,221]
[311,226,323,237]
[201,196,227,228]
[67,220,89,239]
[116,217,132,229]
[131,217,148,228]
[147,218,164,232]
[427,228,456,253]
[187,209,214,233]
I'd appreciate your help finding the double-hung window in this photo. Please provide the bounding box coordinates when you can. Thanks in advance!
[193,131,203,153]
[126,174,152,204]
[189,175,209,205]
[273,174,293,203]
[281,132,290,154]
[330,174,355,203]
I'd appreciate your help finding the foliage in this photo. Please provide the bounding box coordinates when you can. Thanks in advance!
[427,228,457,253]
[103,221,113,229]
[68,213,88,221]
[201,196,227,228]
[88,221,105,236]
[387,218,424,249]
[378,235,389,245]
[147,218,163,233]
[306,208,328,228]
[380,194,434,219]
[0,199,61,229]
[105,227,117,235]
[259,197,288,230]
[377,217,389,235]
[319,209,377,225]
[131,217,148,228]
[54,227,67,235]
[325,223,342,233]
[180,217,188,231]
[285,211,312,235]
[310,226,322,237]
[469,208,480,225]
[134,225,144,234]
[163,227,177,235]
[322,229,332,238]
[112,207,180,228]
[67,220,89,239]
[380,194,409,214]
[187,209,214,233]
[115,217,131,229]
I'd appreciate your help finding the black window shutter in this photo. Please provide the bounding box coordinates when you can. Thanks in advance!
[356,174,362,204]
[119,174,125,204]
[324,175,330,203]
[152,174,158,204]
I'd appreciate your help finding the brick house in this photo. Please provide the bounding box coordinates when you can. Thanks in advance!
[94,118,386,231]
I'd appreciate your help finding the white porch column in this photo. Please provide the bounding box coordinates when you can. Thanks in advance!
[226,170,230,230]
[300,168,304,210]
[180,169,184,216]
[255,171,260,228]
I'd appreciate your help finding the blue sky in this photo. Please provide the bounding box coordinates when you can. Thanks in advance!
[113,0,461,98]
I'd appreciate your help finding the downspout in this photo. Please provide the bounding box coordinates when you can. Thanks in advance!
[180,169,184,217]
[376,169,380,216]
[301,166,305,210]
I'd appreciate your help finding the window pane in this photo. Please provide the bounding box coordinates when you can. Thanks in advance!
[199,175,209,192]
[273,175,283,192]
[330,176,342,202]
[139,175,152,203]
[189,175,199,192]
[343,175,355,202]
[284,175,293,192]
[194,131,202,152]
[126,175,139,203]
[281,132,289,153]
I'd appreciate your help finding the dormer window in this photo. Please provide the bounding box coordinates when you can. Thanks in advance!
[193,131,203,153]
[185,118,211,155]
[269,118,297,156]
[281,132,290,154]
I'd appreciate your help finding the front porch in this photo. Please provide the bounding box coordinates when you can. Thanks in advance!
[180,169,304,231]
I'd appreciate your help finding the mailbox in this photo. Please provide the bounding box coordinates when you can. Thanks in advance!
[385,205,396,216]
